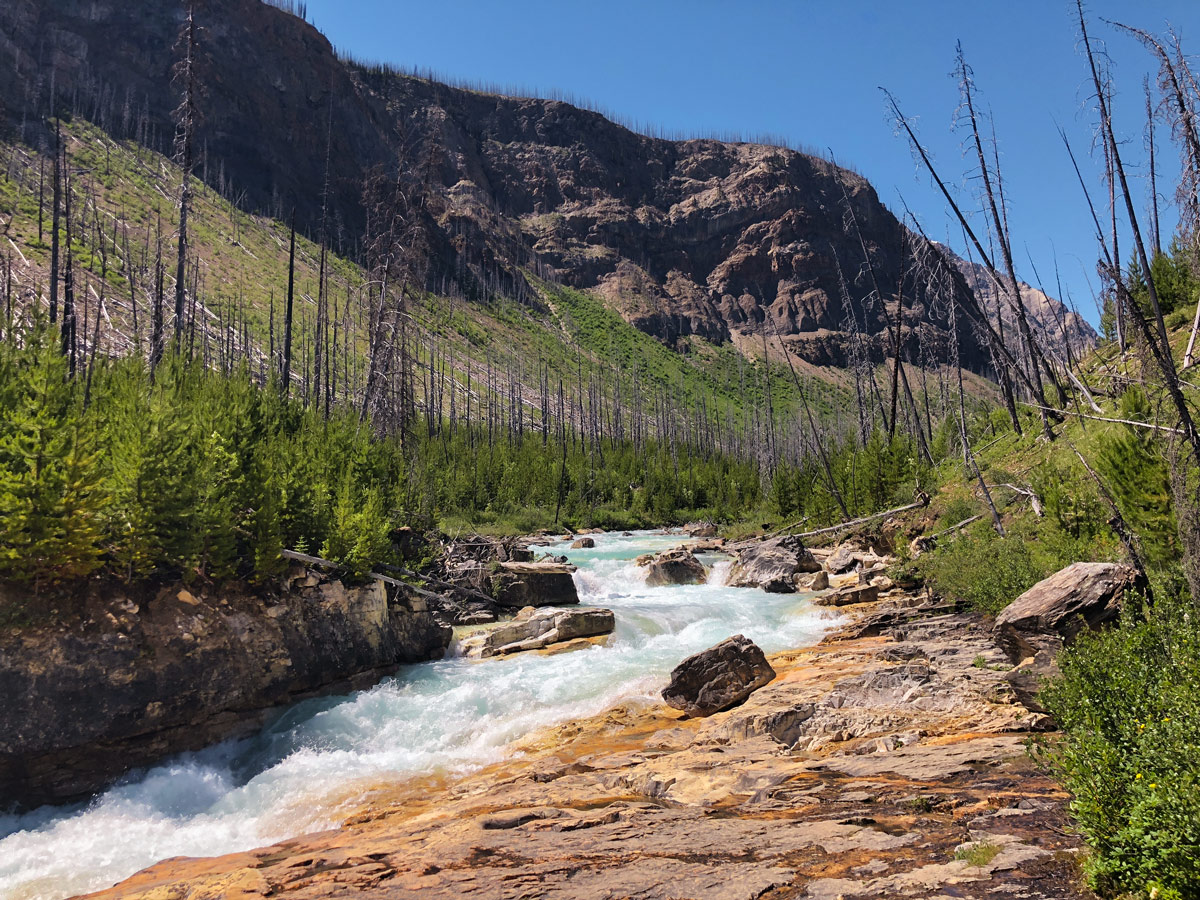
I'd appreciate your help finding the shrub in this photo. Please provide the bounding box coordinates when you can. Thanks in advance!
[1040,586,1200,898]
[917,515,1109,615]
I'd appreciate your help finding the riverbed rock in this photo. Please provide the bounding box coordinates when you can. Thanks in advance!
[662,634,776,717]
[685,520,718,538]
[728,535,821,592]
[641,548,706,586]
[459,606,615,658]
[570,537,596,549]
[807,570,830,591]
[0,571,451,808]
[993,561,1138,664]
[816,584,879,607]
[490,561,580,608]
[825,542,860,574]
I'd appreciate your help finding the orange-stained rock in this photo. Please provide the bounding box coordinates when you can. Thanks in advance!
[84,588,1092,900]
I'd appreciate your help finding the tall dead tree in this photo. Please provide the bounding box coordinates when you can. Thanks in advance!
[882,89,1052,420]
[281,212,296,395]
[954,43,1060,436]
[49,118,61,325]
[172,0,199,346]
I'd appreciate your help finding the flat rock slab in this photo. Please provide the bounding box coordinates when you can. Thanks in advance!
[458,606,614,658]
[816,583,879,606]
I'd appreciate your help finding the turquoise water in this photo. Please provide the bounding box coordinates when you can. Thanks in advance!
[0,531,835,900]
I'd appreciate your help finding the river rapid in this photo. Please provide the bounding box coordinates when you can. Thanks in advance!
[0,531,835,900]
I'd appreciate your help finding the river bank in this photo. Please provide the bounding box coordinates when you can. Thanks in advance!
[79,570,1092,899]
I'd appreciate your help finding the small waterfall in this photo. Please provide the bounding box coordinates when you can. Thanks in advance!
[707,558,733,586]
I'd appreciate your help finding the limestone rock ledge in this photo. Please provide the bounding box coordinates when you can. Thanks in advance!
[0,569,451,808]
[83,588,1094,900]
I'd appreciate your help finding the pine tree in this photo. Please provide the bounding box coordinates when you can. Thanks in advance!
[0,322,103,584]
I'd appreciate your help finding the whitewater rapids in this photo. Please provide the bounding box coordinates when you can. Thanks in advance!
[0,531,834,900]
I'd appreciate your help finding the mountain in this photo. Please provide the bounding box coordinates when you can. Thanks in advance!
[0,0,992,378]
[950,254,1098,361]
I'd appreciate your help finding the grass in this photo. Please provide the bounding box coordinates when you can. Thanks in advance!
[954,841,1003,868]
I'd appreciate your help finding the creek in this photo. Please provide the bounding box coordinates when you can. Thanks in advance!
[0,531,834,900]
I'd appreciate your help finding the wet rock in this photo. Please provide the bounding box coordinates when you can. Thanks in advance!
[571,537,596,549]
[459,606,615,658]
[662,634,776,717]
[685,520,718,538]
[993,561,1138,664]
[490,561,580,608]
[641,548,706,587]
[728,536,821,593]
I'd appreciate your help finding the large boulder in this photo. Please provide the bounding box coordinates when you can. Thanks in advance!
[570,537,595,549]
[661,635,776,717]
[728,536,821,593]
[490,561,579,608]
[640,548,707,587]
[685,520,718,538]
[459,606,615,658]
[993,562,1138,663]
[994,562,1138,715]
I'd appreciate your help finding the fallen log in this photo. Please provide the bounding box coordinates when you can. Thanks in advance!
[790,494,930,541]
[280,549,445,601]
[375,563,497,606]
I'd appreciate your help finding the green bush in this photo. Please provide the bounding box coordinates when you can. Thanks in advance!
[918,516,1110,615]
[1040,585,1200,898]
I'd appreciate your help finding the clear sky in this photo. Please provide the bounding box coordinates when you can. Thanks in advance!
[301,0,1199,327]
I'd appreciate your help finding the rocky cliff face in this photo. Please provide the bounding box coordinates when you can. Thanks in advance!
[0,0,990,371]
[951,254,1098,360]
[0,568,450,808]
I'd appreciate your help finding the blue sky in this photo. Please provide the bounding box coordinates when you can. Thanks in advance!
[302,0,1199,326]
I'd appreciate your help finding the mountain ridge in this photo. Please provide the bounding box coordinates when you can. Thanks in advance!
[0,0,1086,380]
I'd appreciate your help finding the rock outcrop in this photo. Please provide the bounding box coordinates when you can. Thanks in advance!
[0,569,451,808]
[490,561,580,607]
[639,547,707,586]
[661,635,776,717]
[457,606,615,658]
[817,583,880,607]
[728,535,821,592]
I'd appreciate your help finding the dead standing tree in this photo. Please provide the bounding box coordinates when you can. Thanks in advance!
[172,0,200,348]
[954,43,1065,424]
[882,89,1057,432]
[359,134,432,439]
[1073,1,1200,469]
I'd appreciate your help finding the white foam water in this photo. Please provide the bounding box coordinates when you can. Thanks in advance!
[0,531,837,900]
